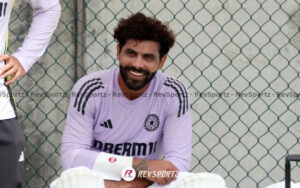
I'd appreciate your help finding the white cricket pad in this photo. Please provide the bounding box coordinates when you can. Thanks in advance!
[266,181,300,188]
[54,166,105,188]
[148,172,227,188]
[177,172,227,188]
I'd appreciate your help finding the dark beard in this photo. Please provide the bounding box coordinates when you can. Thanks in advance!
[119,65,156,91]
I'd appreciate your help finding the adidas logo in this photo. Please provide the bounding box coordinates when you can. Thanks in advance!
[100,119,113,129]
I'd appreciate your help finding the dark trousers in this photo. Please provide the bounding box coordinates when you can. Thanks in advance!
[0,118,24,188]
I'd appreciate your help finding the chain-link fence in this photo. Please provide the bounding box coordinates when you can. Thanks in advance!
[8,0,300,187]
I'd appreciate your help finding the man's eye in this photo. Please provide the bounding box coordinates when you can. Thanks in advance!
[144,55,155,61]
[126,51,135,56]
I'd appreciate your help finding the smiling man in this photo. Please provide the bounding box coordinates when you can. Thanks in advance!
[60,13,192,188]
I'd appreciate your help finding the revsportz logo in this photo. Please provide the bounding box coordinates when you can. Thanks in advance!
[121,167,136,181]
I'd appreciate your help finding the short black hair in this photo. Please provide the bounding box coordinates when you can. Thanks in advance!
[114,13,175,58]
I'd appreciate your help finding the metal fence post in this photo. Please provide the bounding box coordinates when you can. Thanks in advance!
[285,155,300,188]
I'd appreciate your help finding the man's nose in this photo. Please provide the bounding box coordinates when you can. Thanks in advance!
[131,56,143,69]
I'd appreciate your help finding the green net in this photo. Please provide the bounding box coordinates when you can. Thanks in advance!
[7,0,300,187]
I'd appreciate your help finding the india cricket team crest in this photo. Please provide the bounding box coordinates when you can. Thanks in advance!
[144,114,160,131]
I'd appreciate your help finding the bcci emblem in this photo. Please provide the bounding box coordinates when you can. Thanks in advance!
[144,114,160,132]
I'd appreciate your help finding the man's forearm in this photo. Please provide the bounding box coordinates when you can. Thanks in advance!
[124,178,153,188]
[132,158,179,185]
[133,158,148,172]
[104,178,153,188]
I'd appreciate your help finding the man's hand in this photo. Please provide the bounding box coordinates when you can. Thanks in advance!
[133,158,179,186]
[104,178,153,188]
[104,180,125,188]
[0,54,25,85]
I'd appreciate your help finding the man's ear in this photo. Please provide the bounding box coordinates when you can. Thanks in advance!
[159,54,167,69]
[117,45,120,60]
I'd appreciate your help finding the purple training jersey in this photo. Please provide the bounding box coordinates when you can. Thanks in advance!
[61,67,192,171]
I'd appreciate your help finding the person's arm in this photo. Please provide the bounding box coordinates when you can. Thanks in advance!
[162,78,192,171]
[60,77,102,170]
[61,76,133,180]
[0,0,61,85]
[132,158,178,185]
[104,178,153,188]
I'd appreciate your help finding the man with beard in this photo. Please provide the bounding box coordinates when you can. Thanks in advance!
[60,13,192,188]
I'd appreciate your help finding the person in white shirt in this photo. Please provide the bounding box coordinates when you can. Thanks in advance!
[0,0,60,187]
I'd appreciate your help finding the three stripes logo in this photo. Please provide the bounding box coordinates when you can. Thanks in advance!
[164,77,189,118]
[0,2,8,18]
[100,119,113,129]
[74,78,104,115]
